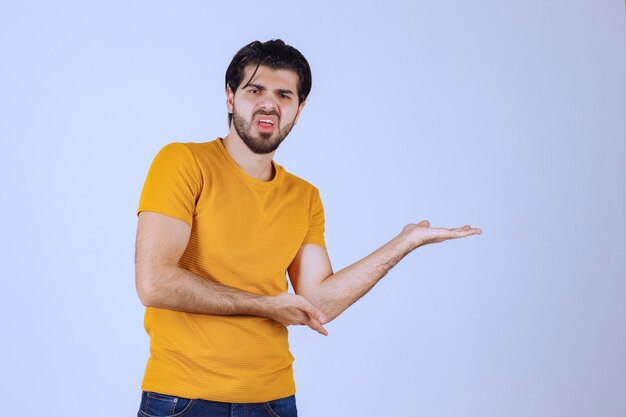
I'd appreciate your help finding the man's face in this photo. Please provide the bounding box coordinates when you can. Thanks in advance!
[227,65,305,154]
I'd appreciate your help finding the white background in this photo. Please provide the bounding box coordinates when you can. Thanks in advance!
[1,1,625,416]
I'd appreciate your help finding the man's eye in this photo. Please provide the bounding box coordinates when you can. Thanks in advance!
[249,89,259,94]
[280,94,290,100]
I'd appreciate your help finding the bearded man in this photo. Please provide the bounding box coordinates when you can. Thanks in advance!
[134,39,481,417]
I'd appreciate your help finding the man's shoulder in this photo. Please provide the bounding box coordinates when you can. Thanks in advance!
[157,139,224,170]
[171,139,219,155]
[279,166,321,195]
[154,139,218,158]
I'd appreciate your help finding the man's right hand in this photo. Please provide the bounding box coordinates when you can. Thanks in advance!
[264,293,328,336]
[400,220,482,250]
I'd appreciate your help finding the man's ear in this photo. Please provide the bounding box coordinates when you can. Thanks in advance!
[293,100,306,125]
[226,86,235,113]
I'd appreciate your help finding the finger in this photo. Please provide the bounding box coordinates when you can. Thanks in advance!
[428,227,477,241]
[417,220,430,228]
[300,300,326,323]
[302,307,328,335]
[307,318,329,336]
[451,227,482,237]
[299,300,329,335]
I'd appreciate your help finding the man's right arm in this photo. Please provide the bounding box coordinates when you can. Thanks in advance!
[135,211,328,335]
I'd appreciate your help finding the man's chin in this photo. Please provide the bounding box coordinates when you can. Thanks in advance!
[258,131,273,140]
[243,135,283,155]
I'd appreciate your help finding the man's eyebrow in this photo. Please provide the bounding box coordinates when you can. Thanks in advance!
[243,83,265,90]
[242,84,294,95]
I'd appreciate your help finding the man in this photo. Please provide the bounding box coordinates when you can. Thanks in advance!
[135,39,481,417]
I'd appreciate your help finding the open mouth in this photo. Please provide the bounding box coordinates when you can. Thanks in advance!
[256,116,276,133]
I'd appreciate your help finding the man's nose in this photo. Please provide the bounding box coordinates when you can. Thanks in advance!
[258,93,278,111]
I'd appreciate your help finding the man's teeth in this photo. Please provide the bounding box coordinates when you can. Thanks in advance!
[260,119,274,125]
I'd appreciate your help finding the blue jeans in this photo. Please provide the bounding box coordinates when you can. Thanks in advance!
[137,391,298,417]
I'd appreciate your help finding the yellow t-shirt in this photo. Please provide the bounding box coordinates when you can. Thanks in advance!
[137,138,325,402]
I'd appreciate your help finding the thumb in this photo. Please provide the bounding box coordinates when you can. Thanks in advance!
[417,220,430,228]
[300,301,328,332]
[305,305,326,325]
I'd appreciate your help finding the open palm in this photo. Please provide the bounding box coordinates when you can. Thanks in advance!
[402,220,482,248]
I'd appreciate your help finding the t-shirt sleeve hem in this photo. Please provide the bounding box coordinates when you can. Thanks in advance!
[136,207,193,228]
[300,238,326,249]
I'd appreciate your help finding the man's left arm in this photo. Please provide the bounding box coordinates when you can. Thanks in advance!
[288,220,482,324]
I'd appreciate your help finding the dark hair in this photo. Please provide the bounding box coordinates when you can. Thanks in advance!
[225,39,312,126]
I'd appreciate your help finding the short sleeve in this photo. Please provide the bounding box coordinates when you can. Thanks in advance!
[137,142,203,227]
[301,187,326,248]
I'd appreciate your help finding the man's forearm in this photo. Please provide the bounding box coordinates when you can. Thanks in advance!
[309,232,415,322]
[305,222,481,323]
[137,263,270,316]
[137,263,329,335]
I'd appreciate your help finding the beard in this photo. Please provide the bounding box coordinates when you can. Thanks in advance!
[232,108,296,155]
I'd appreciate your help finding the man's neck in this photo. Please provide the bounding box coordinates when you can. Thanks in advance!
[222,132,276,181]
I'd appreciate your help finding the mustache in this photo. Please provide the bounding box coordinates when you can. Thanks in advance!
[253,109,280,118]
